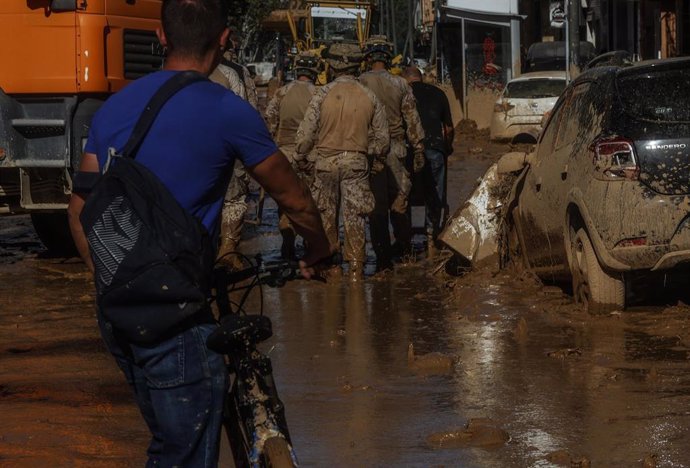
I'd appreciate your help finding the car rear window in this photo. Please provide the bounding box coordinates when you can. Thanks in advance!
[503,79,566,99]
[618,67,690,122]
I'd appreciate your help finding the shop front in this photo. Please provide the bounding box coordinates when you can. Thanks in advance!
[440,0,522,129]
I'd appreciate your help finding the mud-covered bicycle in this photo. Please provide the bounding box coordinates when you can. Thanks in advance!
[207,254,328,468]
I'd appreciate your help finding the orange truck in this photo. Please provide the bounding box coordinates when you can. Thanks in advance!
[0,0,162,252]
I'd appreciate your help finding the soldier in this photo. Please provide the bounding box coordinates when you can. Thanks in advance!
[209,45,258,264]
[211,46,259,108]
[295,43,389,281]
[359,35,425,272]
[264,53,320,259]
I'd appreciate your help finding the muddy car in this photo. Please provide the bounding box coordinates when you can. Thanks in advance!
[489,71,566,142]
[502,57,690,313]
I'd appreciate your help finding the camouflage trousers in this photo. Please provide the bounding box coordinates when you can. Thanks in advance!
[312,151,375,263]
[386,138,412,213]
[277,146,317,256]
[219,161,250,260]
[369,138,413,266]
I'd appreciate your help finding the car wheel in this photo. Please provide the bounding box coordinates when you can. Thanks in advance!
[570,227,625,313]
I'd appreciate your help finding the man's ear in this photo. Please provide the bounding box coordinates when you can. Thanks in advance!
[156,27,167,48]
[220,28,230,51]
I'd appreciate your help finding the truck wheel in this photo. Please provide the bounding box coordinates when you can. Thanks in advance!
[570,227,625,314]
[30,212,77,257]
[262,437,296,468]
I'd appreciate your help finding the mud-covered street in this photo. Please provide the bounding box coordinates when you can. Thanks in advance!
[3,129,690,467]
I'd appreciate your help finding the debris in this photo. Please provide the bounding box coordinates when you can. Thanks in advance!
[547,348,583,359]
[514,317,529,343]
[426,418,509,449]
[408,343,454,375]
[469,146,483,154]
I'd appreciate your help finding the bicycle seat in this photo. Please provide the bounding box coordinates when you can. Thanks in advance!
[206,314,273,353]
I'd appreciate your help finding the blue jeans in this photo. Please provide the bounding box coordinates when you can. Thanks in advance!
[99,315,228,468]
[424,148,447,236]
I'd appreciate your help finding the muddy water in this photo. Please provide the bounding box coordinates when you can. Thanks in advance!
[3,132,690,466]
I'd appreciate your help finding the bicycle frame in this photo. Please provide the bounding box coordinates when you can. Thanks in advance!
[208,261,299,468]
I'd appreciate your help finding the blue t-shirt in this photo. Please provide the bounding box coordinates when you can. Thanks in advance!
[84,70,277,236]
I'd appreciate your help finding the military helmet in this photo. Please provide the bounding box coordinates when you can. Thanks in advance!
[294,52,320,80]
[322,43,363,72]
[363,35,394,63]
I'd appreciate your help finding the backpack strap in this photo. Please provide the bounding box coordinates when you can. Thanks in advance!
[121,70,208,159]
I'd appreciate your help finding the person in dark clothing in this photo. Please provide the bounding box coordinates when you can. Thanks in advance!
[402,66,454,241]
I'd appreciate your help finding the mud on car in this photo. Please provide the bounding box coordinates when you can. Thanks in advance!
[501,57,690,313]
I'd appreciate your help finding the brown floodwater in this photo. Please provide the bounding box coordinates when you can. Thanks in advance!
[3,131,690,467]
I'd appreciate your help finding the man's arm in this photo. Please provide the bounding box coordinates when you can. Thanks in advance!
[369,95,390,162]
[295,87,326,158]
[67,152,100,273]
[246,150,331,275]
[441,91,455,154]
[264,85,287,138]
[401,83,426,162]
[242,66,259,110]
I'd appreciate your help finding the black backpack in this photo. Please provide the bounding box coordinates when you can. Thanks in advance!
[78,71,216,344]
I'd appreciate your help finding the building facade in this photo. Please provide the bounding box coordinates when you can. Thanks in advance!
[439,0,522,128]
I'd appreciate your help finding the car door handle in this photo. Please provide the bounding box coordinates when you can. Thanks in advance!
[561,164,568,181]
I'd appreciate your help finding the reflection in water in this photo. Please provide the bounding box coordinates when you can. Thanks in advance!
[241,233,690,467]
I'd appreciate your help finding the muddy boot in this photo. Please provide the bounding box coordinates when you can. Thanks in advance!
[322,265,343,281]
[348,260,364,282]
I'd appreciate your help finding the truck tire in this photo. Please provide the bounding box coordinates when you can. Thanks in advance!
[262,437,296,468]
[570,227,625,314]
[30,212,77,257]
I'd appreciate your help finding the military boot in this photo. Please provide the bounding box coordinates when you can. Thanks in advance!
[349,260,364,282]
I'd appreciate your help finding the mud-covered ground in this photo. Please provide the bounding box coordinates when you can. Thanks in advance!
[3,127,690,467]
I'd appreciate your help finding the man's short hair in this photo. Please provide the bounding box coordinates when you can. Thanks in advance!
[162,0,229,59]
[402,66,423,81]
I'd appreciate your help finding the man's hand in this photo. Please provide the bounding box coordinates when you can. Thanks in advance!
[299,247,337,280]
[371,159,385,175]
[296,159,314,177]
[413,150,426,173]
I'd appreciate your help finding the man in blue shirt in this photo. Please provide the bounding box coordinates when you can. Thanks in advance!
[67,1,330,466]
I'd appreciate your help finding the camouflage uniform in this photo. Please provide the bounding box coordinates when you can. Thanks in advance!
[359,68,425,267]
[265,79,317,258]
[295,74,389,271]
[210,53,258,261]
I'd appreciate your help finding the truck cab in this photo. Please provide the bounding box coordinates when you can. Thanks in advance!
[0,0,162,252]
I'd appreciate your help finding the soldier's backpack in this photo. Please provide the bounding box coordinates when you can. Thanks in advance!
[77,71,216,344]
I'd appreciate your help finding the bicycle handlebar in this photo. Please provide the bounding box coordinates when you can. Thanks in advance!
[215,253,342,288]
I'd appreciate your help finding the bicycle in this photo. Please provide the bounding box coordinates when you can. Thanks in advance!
[207,254,328,468]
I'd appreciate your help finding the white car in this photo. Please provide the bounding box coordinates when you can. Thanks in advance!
[246,62,275,86]
[490,71,566,142]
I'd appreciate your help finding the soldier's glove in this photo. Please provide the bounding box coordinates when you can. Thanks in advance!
[413,151,426,174]
[371,159,385,175]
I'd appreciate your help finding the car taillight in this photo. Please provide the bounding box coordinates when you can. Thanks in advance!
[494,101,515,113]
[590,138,639,181]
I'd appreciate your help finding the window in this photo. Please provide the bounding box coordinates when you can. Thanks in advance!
[618,67,690,123]
[503,79,566,99]
[536,88,571,158]
[554,83,591,150]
